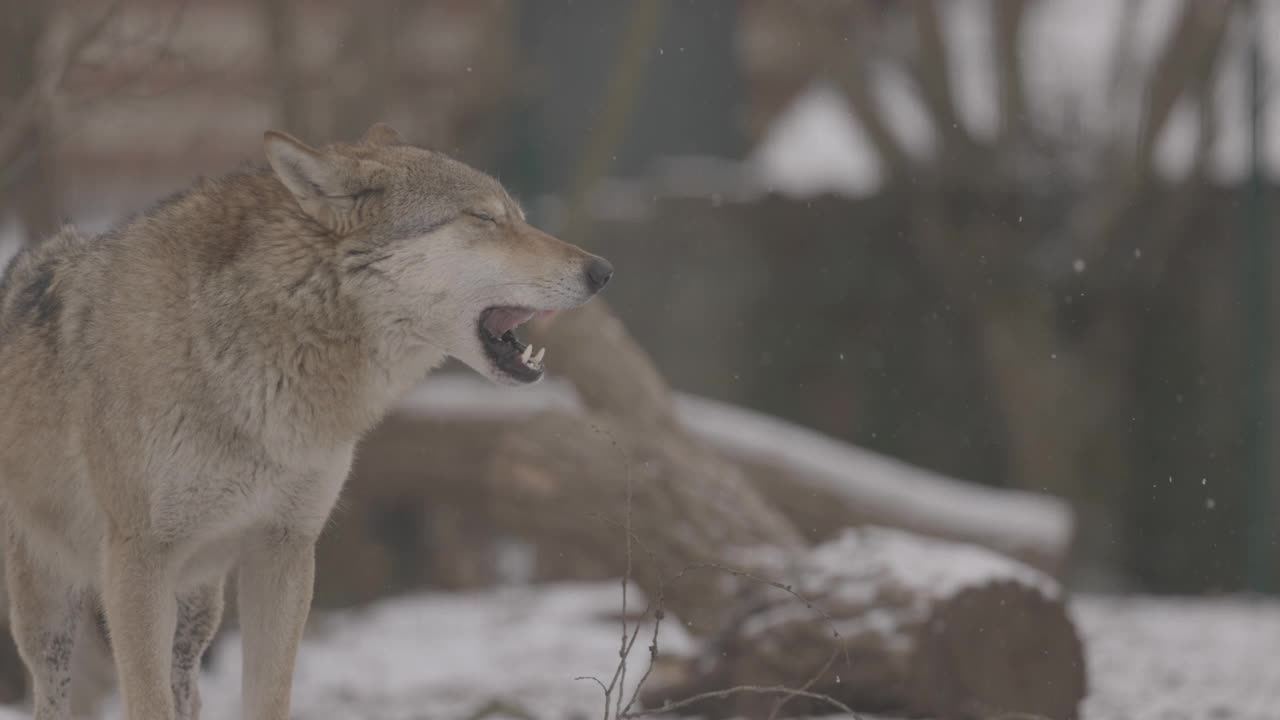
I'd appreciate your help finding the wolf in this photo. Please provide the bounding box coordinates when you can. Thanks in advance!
[0,122,612,719]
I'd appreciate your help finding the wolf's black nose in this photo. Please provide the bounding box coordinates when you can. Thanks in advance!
[585,257,614,291]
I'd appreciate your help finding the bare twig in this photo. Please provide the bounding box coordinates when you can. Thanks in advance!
[1074,0,1236,276]
[608,556,859,719]
[260,0,306,135]
[826,48,915,179]
[1133,0,1236,177]
[584,421,637,720]
[766,646,842,720]
[575,675,612,720]
[992,0,1030,141]
[561,0,668,242]
[625,684,857,718]
[908,0,973,154]
[577,418,857,720]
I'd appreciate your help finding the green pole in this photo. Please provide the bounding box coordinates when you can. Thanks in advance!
[1245,13,1274,594]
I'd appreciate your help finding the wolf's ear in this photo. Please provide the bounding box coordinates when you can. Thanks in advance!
[361,122,403,146]
[265,131,353,201]
[265,130,377,227]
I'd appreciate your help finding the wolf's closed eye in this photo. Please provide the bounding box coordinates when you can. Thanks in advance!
[466,210,497,224]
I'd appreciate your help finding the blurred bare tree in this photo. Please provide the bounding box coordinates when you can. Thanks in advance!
[0,0,84,243]
[739,0,1243,577]
[0,0,196,245]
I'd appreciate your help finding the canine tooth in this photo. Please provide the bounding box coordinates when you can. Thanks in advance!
[521,345,533,363]
[533,347,546,364]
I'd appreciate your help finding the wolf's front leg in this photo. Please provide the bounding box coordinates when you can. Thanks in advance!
[172,581,225,720]
[238,531,315,720]
[102,536,180,720]
[5,541,83,720]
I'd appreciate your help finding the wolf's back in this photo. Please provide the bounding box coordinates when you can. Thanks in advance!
[0,225,95,349]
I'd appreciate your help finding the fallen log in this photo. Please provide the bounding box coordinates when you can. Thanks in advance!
[389,375,1073,575]
[484,302,806,633]
[640,528,1086,720]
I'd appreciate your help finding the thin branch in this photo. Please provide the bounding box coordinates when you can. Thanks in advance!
[766,646,842,720]
[584,421,637,720]
[1104,0,1144,141]
[561,0,668,242]
[826,56,916,180]
[907,0,974,155]
[619,602,664,716]
[1133,0,1236,176]
[1072,0,1237,279]
[260,0,306,134]
[622,684,857,718]
[613,557,859,719]
[575,675,611,720]
[992,0,1030,141]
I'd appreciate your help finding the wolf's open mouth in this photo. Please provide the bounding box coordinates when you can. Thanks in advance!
[478,306,547,383]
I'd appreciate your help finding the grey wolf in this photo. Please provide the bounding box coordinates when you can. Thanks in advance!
[0,122,612,719]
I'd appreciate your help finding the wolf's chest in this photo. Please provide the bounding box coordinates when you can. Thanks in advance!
[151,446,353,545]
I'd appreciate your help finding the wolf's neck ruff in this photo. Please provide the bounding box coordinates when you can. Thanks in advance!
[128,169,407,452]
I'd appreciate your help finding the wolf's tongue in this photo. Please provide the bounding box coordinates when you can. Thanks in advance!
[485,308,536,336]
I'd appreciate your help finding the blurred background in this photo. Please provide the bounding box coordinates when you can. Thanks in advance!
[2,0,1280,715]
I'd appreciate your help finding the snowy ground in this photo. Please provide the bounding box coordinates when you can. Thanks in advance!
[1074,595,1280,720]
[1,582,1273,720]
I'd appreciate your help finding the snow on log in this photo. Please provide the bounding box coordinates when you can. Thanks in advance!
[641,528,1087,720]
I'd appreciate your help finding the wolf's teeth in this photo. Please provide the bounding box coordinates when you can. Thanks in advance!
[533,347,546,364]
[521,345,533,363]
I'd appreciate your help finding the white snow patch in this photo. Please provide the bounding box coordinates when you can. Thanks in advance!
[1152,99,1201,183]
[804,528,1058,601]
[738,527,1059,639]
[1075,595,1280,720]
[749,80,882,198]
[90,582,692,720]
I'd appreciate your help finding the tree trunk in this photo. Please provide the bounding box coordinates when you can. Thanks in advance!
[260,0,308,137]
[0,0,59,244]
[978,299,1138,584]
